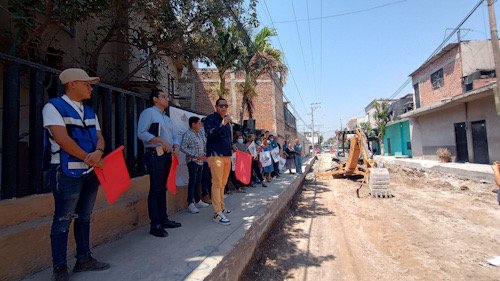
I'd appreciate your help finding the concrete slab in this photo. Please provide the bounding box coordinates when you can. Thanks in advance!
[376,156,494,183]
[23,158,314,281]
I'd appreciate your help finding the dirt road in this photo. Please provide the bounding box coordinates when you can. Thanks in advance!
[241,154,500,281]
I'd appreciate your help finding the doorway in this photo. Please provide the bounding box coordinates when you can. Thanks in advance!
[471,120,489,164]
[454,122,468,162]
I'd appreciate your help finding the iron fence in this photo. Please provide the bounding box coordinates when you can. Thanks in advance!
[0,52,148,199]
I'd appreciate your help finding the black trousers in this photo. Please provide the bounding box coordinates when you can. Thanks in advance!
[145,151,172,227]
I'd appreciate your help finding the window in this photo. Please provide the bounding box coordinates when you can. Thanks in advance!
[431,68,444,89]
[413,83,420,108]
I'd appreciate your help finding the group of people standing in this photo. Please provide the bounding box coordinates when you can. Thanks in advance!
[42,68,303,281]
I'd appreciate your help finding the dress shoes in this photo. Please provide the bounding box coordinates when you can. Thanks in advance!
[150,226,168,237]
[162,220,181,229]
[52,266,69,281]
[73,256,110,272]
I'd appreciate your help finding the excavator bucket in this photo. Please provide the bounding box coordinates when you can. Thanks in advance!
[367,168,392,198]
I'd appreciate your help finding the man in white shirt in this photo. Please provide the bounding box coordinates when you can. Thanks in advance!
[43,68,109,281]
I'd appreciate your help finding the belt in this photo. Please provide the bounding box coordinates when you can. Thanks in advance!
[145,147,172,154]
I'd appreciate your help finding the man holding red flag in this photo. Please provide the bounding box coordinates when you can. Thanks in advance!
[138,88,181,238]
[43,68,110,281]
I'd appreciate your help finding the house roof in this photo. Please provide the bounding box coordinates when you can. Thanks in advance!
[409,43,459,77]
[400,83,495,118]
[364,99,396,113]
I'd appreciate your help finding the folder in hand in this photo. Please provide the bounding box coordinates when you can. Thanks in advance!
[148,122,160,137]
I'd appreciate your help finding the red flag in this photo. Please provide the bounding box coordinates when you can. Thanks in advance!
[94,145,131,205]
[167,155,178,194]
[235,150,253,185]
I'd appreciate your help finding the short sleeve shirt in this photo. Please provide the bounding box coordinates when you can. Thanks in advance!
[42,95,101,164]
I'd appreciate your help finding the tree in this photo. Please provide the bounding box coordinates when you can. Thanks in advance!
[7,0,256,87]
[326,137,336,146]
[318,134,324,145]
[7,0,109,58]
[359,121,375,137]
[237,26,287,124]
[373,101,390,155]
[204,20,243,97]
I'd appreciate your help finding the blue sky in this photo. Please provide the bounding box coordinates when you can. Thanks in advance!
[254,0,498,139]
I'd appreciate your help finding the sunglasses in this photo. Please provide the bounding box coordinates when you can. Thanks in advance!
[218,104,229,108]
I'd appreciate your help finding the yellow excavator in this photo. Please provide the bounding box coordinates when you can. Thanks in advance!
[317,128,392,198]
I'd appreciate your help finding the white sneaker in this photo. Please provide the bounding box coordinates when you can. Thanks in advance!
[213,212,231,225]
[195,200,209,208]
[188,203,199,214]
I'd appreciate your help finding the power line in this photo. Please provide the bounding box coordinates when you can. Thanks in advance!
[222,0,312,131]
[320,0,323,99]
[305,0,316,99]
[388,0,486,99]
[291,0,310,93]
[274,0,407,24]
[261,0,311,128]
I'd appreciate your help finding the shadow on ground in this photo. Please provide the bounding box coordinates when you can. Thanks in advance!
[240,166,336,281]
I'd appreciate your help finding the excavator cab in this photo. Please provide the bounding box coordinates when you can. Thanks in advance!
[317,128,392,198]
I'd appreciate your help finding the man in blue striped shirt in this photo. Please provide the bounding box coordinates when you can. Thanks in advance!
[138,88,182,237]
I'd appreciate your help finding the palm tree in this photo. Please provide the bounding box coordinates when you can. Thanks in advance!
[373,101,390,155]
[238,27,287,124]
[206,20,242,98]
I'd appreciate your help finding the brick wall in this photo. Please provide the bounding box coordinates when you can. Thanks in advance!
[472,78,496,89]
[412,47,463,107]
[192,68,294,138]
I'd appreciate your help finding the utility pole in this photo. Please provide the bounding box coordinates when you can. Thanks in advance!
[488,0,500,115]
[309,103,321,154]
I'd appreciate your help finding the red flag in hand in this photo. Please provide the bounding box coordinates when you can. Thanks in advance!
[94,145,131,205]
[235,150,253,185]
[167,155,179,194]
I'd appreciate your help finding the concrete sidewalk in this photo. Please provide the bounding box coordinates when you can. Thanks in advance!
[376,155,494,182]
[24,158,314,281]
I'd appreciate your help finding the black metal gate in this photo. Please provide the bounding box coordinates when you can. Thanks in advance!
[0,52,149,199]
[454,122,468,162]
[471,120,489,164]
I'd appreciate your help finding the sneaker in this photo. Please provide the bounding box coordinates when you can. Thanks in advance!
[73,256,110,272]
[52,266,69,281]
[195,200,210,208]
[213,212,231,225]
[188,203,200,214]
[222,209,232,214]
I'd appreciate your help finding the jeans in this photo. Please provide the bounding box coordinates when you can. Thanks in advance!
[201,162,211,196]
[145,152,172,227]
[49,165,99,268]
[187,161,203,204]
[207,156,231,213]
[294,154,303,174]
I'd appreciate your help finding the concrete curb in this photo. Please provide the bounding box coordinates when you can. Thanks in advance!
[22,157,316,281]
[201,157,315,281]
[376,157,494,183]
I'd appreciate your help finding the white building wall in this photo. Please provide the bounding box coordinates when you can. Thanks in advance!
[410,105,465,159]
[467,95,500,162]
[410,94,500,162]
